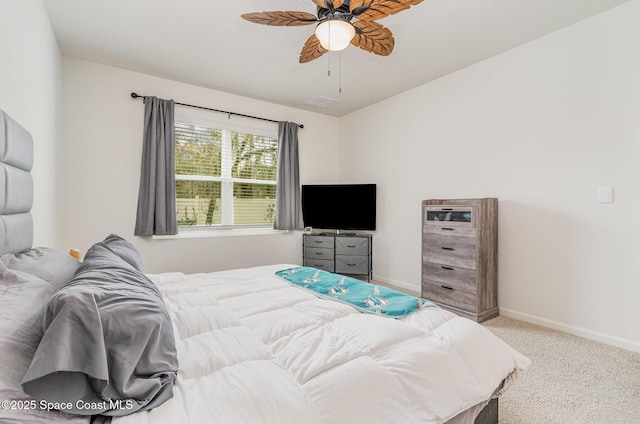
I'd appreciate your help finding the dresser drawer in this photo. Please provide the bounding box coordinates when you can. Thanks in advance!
[423,246,476,269]
[303,236,335,249]
[304,247,334,261]
[423,233,477,269]
[423,232,477,249]
[336,237,369,256]
[422,262,477,291]
[423,224,476,238]
[424,206,476,228]
[422,280,477,312]
[303,258,335,272]
[335,255,369,275]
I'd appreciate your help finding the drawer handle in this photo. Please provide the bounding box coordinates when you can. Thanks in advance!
[314,240,324,244]
[441,266,454,271]
[314,252,324,256]
[441,208,453,211]
[346,245,357,248]
[347,263,356,267]
[441,247,455,251]
[441,227,454,231]
[440,285,454,290]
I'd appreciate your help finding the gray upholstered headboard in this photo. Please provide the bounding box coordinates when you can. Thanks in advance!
[0,109,34,255]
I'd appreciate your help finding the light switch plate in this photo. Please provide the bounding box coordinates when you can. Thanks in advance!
[597,186,613,203]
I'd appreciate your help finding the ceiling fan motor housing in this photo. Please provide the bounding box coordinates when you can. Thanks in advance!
[317,4,354,23]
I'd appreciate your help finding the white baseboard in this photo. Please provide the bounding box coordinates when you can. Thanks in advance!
[372,274,420,294]
[500,308,640,354]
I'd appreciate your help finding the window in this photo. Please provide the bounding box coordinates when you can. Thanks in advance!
[175,119,278,230]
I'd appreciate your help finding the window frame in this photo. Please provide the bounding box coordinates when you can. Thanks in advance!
[173,113,279,234]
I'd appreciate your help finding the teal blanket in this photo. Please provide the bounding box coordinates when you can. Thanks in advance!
[275,267,435,318]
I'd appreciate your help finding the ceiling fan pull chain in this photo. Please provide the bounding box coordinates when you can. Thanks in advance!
[339,51,342,94]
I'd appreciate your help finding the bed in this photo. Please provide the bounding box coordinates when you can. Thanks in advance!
[0,109,530,423]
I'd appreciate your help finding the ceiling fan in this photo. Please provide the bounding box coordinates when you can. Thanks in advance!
[241,0,423,63]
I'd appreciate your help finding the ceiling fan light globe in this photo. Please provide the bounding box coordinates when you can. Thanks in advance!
[315,20,355,51]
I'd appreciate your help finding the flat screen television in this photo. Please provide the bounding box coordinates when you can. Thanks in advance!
[301,184,376,231]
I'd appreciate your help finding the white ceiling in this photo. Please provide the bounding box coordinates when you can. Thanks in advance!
[44,0,630,117]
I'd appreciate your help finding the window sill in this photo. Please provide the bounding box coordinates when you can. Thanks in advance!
[152,227,289,239]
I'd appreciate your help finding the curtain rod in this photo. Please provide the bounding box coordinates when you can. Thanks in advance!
[130,92,303,129]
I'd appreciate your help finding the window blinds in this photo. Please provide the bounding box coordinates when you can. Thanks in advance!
[175,121,278,227]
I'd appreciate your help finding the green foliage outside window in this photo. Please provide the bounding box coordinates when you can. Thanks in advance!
[175,123,277,226]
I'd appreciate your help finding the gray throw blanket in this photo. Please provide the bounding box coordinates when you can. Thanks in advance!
[21,238,178,417]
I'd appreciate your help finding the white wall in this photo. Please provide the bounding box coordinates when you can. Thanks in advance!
[339,0,640,352]
[59,57,340,273]
[0,0,61,247]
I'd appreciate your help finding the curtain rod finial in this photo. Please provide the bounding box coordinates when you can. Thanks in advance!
[131,92,139,99]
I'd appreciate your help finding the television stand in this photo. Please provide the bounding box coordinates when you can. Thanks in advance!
[335,229,356,236]
[302,233,373,281]
[319,230,356,236]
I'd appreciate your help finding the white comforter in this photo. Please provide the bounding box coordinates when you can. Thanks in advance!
[115,264,530,424]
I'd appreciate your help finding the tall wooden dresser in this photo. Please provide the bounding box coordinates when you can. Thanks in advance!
[421,198,498,323]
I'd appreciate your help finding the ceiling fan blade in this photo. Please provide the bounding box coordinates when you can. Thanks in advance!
[350,0,423,20]
[311,0,345,9]
[351,20,394,56]
[241,11,318,26]
[299,35,328,63]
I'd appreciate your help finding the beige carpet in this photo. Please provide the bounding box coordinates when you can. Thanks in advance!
[483,316,640,424]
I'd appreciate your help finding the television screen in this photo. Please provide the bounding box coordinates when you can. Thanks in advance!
[301,184,376,231]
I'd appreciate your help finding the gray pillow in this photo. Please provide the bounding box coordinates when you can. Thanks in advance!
[1,247,80,289]
[0,261,88,423]
[0,262,54,389]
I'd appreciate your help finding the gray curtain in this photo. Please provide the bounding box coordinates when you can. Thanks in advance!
[134,97,177,236]
[274,121,304,230]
